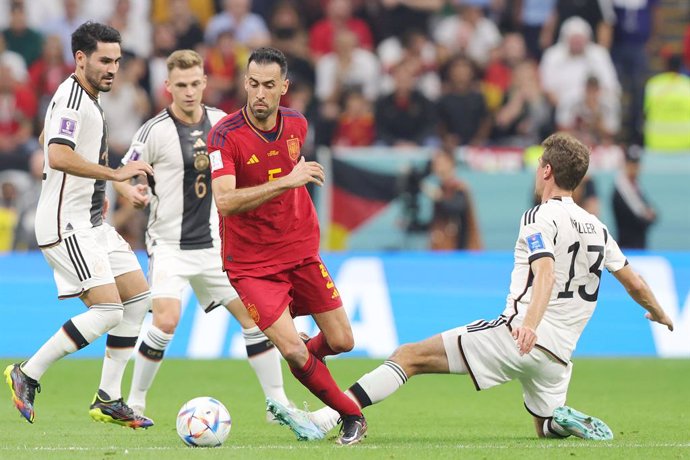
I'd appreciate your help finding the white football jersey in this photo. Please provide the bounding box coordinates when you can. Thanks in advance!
[35,75,109,247]
[502,196,627,363]
[122,106,226,252]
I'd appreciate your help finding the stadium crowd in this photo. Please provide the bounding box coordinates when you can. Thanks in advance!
[1,0,689,252]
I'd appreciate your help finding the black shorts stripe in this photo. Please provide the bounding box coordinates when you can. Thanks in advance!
[64,236,87,281]
[246,339,275,357]
[70,236,91,278]
[62,319,89,349]
[457,335,480,391]
[106,334,138,348]
[138,341,165,361]
[466,317,507,333]
[348,382,373,409]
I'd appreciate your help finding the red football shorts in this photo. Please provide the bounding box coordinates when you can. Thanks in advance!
[227,255,343,330]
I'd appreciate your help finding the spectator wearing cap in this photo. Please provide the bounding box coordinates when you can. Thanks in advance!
[612,146,656,249]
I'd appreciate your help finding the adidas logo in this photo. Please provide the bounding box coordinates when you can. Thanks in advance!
[246,154,260,164]
[193,138,206,149]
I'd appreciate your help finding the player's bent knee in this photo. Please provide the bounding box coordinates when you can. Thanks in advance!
[389,343,423,375]
[280,342,310,368]
[154,316,179,335]
[328,335,354,354]
[91,303,125,331]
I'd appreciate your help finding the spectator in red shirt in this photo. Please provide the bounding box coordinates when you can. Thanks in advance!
[309,0,373,58]
[28,34,72,124]
[0,61,37,159]
[332,89,375,147]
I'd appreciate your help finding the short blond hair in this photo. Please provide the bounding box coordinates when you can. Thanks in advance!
[166,49,203,72]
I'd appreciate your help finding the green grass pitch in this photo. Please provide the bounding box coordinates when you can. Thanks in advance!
[1,358,688,459]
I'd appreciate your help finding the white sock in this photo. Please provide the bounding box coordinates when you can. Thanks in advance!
[243,326,289,406]
[350,360,408,407]
[98,292,150,400]
[310,405,341,433]
[127,324,173,409]
[22,303,123,381]
[545,418,570,438]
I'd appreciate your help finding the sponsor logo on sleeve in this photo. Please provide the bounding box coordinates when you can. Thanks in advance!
[59,118,77,137]
[526,233,545,252]
[209,150,223,172]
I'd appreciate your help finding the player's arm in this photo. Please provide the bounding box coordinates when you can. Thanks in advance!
[513,256,555,355]
[112,180,150,209]
[212,157,325,216]
[612,265,673,331]
[48,142,153,181]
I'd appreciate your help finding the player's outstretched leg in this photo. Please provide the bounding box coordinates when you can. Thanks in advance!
[553,406,613,440]
[337,414,367,446]
[4,363,41,423]
[89,389,154,429]
[266,397,324,441]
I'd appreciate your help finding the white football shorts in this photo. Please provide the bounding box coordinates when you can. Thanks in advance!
[147,244,239,311]
[442,319,573,418]
[41,223,142,299]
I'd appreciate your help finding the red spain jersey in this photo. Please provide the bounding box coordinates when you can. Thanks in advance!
[208,106,320,270]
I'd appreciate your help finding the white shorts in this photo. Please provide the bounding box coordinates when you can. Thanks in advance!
[41,224,142,299]
[441,319,573,418]
[147,245,238,311]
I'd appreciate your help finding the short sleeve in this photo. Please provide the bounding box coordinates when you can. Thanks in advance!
[519,207,556,264]
[603,227,628,273]
[208,129,237,179]
[121,125,152,165]
[46,102,82,151]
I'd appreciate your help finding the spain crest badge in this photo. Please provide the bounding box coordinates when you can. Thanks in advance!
[287,136,300,161]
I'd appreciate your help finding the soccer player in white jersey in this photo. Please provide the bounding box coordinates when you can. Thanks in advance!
[113,49,291,420]
[4,22,155,429]
[267,133,675,445]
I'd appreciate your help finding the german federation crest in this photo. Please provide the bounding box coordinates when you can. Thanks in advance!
[287,137,300,161]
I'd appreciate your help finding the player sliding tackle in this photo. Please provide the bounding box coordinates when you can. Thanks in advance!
[267,133,674,442]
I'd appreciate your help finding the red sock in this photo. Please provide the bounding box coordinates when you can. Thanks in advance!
[306,332,338,360]
[290,354,361,416]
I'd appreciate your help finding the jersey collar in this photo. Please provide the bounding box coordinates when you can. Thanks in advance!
[241,106,284,143]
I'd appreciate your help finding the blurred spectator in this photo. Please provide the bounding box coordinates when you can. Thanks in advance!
[685,24,690,72]
[516,0,556,59]
[315,29,380,103]
[28,35,73,126]
[12,150,43,250]
[557,76,620,146]
[378,28,440,100]
[375,0,443,42]
[148,22,178,111]
[205,0,270,49]
[542,0,616,49]
[269,0,315,88]
[0,33,27,84]
[3,0,44,67]
[309,0,374,58]
[332,89,375,147]
[152,0,215,29]
[540,17,620,120]
[0,181,19,252]
[437,56,490,147]
[426,149,482,250]
[107,0,152,58]
[204,30,248,113]
[101,53,150,166]
[374,60,437,147]
[611,0,661,144]
[433,4,502,67]
[483,32,528,94]
[613,145,656,249]
[166,0,206,50]
[643,54,690,152]
[491,61,552,147]
[39,0,86,65]
[0,62,37,161]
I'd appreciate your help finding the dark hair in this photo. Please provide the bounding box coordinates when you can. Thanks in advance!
[540,133,590,191]
[248,47,288,78]
[71,21,121,58]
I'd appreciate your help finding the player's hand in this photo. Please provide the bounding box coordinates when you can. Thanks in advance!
[114,160,153,182]
[645,311,674,331]
[126,183,150,209]
[512,326,537,355]
[286,156,325,188]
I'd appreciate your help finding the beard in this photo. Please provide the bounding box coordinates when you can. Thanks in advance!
[249,102,275,121]
[86,67,114,93]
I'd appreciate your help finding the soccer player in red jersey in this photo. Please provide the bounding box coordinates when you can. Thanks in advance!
[208,47,366,445]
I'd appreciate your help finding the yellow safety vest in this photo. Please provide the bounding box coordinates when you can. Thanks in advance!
[644,72,690,152]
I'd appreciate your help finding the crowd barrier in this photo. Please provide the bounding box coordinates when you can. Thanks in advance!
[1,251,687,359]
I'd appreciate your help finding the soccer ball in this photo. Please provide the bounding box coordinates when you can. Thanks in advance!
[176,397,232,447]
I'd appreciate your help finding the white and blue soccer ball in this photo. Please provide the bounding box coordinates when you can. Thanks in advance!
[176,396,232,447]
